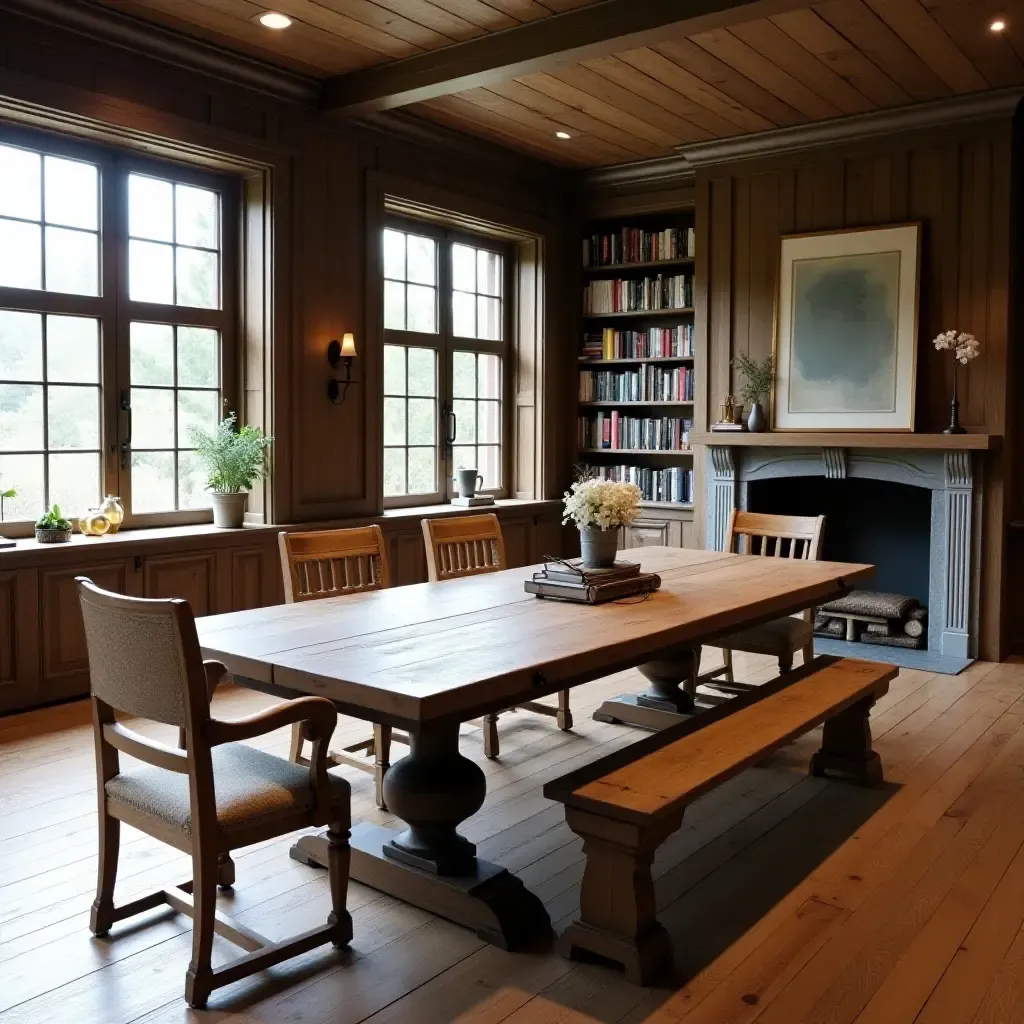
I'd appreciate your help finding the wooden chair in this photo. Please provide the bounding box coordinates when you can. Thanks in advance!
[279,525,406,809]
[421,513,572,758]
[77,577,351,1009]
[704,510,826,686]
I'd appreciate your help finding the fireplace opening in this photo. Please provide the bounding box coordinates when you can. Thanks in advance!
[747,477,931,608]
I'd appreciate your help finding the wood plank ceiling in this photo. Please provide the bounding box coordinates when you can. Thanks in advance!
[410,0,1024,165]
[93,0,1024,168]
[92,0,604,76]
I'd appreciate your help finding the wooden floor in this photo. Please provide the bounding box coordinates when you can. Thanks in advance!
[3,651,1024,1023]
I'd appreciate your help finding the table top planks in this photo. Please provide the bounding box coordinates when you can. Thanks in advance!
[196,546,873,725]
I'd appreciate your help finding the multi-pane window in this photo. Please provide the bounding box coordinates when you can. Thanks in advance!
[0,146,99,296]
[382,222,509,506]
[0,311,101,519]
[0,129,234,531]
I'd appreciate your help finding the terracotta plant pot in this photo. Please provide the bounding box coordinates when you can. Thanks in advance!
[579,525,619,569]
[211,491,248,529]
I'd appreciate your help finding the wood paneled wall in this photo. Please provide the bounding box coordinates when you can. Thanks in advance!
[697,119,1017,660]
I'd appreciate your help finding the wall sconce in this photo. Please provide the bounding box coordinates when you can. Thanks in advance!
[327,333,358,404]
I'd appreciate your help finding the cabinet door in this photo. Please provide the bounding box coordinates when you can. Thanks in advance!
[0,570,41,714]
[231,546,281,611]
[143,552,217,616]
[40,560,134,703]
[621,516,681,550]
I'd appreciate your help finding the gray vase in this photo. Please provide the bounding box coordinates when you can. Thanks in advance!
[747,401,767,433]
[211,491,248,528]
[579,526,618,568]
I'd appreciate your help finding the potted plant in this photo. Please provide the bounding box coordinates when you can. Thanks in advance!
[189,414,273,529]
[35,504,73,544]
[732,354,774,432]
[563,477,642,568]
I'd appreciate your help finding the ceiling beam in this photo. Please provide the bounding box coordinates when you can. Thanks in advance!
[321,0,811,116]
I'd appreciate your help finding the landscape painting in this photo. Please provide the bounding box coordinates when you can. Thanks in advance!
[774,225,920,431]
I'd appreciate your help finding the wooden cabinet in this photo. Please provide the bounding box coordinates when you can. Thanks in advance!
[40,559,136,705]
[619,504,695,551]
[0,570,40,714]
[143,552,216,614]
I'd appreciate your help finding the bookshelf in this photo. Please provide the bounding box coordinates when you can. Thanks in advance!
[578,209,697,516]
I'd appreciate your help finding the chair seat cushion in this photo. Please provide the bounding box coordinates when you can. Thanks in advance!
[719,616,813,656]
[105,742,349,837]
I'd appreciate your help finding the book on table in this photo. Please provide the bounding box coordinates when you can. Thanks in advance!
[525,571,661,604]
[541,558,640,585]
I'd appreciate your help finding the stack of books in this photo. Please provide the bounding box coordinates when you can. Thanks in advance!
[525,559,662,604]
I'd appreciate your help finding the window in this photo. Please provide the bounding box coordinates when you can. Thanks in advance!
[0,127,234,530]
[382,222,509,506]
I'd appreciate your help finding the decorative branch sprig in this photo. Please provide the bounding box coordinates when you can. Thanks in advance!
[731,353,775,407]
[933,330,980,365]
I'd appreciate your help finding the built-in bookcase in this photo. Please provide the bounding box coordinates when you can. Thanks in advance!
[577,209,697,514]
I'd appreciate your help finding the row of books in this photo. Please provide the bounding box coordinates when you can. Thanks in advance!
[580,325,694,361]
[583,275,693,315]
[585,464,694,505]
[582,227,695,268]
[579,366,695,403]
[578,413,692,451]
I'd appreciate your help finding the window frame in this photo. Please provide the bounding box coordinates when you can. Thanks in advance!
[0,123,238,534]
[382,215,513,510]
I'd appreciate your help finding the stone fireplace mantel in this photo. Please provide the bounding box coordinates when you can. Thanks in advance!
[699,436,988,670]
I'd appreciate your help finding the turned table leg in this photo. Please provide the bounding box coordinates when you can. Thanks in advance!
[289,718,550,949]
[382,722,485,875]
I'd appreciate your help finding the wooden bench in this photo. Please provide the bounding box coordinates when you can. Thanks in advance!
[543,656,895,985]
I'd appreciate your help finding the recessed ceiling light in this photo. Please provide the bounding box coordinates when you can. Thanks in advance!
[555,131,571,139]
[257,11,292,29]
[990,18,1007,32]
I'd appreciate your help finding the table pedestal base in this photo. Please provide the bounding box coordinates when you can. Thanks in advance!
[290,823,550,949]
[593,646,699,730]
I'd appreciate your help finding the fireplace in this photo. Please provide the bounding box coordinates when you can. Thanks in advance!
[704,444,980,673]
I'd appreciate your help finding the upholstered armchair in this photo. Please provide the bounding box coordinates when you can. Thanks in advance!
[77,577,352,1008]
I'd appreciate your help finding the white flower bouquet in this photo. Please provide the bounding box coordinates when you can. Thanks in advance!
[933,330,980,365]
[562,479,642,531]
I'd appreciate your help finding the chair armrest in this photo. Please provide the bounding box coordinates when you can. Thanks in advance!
[205,697,337,748]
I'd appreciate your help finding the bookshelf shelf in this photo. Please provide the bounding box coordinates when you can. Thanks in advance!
[579,401,693,407]
[578,448,694,456]
[582,307,694,320]
[579,356,693,365]
[583,257,695,275]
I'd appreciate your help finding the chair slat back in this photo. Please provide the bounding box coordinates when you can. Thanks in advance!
[724,510,825,562]
[279,526,389,603]
[77,578,208,729]
[422,514,506,582]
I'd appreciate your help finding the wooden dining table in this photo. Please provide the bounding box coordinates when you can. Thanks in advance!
[196,545,872,950]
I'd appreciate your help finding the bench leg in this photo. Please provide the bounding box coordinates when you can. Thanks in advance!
[558,809,674,985]
[810,694,883,785]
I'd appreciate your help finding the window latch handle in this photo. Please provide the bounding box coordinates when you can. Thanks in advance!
[441,404,456,450]
[119,389,132,470]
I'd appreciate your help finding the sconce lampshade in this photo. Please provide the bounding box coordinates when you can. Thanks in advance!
[340,332,357,358]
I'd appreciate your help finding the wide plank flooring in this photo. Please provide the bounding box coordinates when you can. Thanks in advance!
[3,652,1024,1023]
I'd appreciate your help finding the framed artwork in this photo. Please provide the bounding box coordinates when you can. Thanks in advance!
[772,223,921,431]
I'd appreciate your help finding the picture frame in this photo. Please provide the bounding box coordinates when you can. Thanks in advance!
[772,223,921,431]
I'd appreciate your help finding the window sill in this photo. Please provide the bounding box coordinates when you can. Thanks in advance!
[0,521,277,564]
[380,498,561,521]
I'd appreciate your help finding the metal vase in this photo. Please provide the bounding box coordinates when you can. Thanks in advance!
[579,526,619,568]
